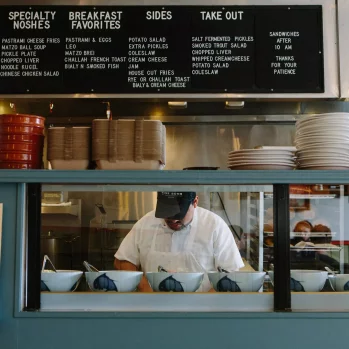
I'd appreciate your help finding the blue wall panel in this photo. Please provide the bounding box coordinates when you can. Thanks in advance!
[0,183,17,349]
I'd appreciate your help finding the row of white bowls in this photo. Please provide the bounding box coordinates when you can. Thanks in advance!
[41,270,349,293]
[41,270,265,293]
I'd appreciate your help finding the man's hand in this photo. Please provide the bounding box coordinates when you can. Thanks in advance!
[114,258,153,292]
[137,276,153,292]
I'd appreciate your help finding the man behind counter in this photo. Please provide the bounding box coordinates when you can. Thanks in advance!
[114,191,244,292]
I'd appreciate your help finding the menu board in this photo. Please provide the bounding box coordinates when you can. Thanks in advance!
[0,5,324,94]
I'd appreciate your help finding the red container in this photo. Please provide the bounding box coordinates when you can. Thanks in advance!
[0,161,38,169]
[0,124,44,135]
[0,133,44,144]
[0,142,42,152]
[0,114,45,128]
[0,152,41,162]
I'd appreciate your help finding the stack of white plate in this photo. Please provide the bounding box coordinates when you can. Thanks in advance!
[296,113,349,170]
[227,149,296,170]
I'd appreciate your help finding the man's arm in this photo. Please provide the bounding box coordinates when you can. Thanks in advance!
[213,218,245,271]
[114,258,153,292]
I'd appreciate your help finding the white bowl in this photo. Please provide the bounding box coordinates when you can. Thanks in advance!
[41,270,83,292]
[328,274,349,291]
[268,270,328,292]
[85,271,143,292]
[146,272,204,292]
[208,271,266,292]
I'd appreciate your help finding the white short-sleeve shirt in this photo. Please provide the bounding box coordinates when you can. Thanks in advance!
[114,206,244,273]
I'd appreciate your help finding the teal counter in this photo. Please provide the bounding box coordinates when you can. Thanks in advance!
[1,171,349,349]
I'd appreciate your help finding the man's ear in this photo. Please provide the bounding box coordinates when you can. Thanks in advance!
[193,196,199,208]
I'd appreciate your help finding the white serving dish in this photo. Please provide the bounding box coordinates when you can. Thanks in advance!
[208,271,266,292]
[49,160,89,170]
[41,270,83,292]
[96,160,165,170]
[328,274,349,291]
[268,270,328,292]
[85,271,143,292]
[146,272,204,292]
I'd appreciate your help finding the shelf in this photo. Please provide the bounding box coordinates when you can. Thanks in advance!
[264,193,337,199]
[0,169,349,185]
[41,204,79,216]
[264,232,336,238]
[41,199,81,216]
[290,246,342,251]
[264,245,342,251]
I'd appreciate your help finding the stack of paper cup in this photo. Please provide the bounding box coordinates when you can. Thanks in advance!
[92,119,166,170]
[47,127,91,170]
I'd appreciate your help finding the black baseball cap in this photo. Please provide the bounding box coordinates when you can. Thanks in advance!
[155,192,196,220]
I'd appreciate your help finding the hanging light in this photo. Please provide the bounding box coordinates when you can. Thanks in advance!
[225,101,245,109]
[168,101,187,109]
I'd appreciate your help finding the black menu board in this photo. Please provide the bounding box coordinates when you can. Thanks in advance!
[0,5,324,94]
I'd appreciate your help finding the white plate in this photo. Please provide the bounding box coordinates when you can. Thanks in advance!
[228,160,295,166]
[296,113,349,126]
[296,119,349,129]
[296,147,349,155]
[297,155,349,161]
[296,130,349,138]
[229,164,294,170]
[296,143,349,151]
[253,146,296,151]
[229,149,294,156]
[296,140,349,147]
[297,161,349,166]
[296,134,349,141]
[228,155,295,160]
[297,159,349,165]
[296,124,349,132]
[298,165,349,170]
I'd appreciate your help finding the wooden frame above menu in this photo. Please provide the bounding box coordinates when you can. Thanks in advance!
[0,5,324,96]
